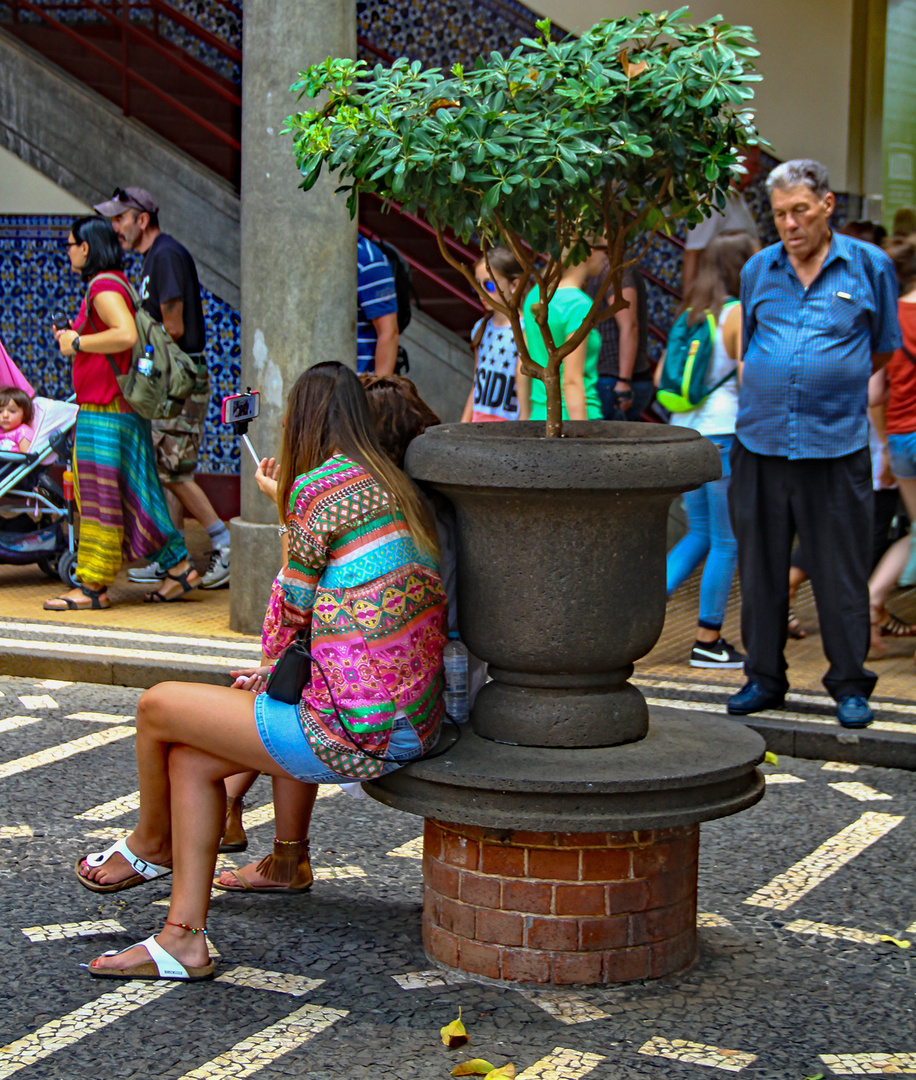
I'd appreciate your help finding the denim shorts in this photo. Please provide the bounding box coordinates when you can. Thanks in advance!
[887,431,916,479]
[254,692,424,783]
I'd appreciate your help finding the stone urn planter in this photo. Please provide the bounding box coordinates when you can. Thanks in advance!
[367,423,765,986]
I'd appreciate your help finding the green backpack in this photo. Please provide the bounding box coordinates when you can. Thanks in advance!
[656,301,739,413]
[87,273,198,421]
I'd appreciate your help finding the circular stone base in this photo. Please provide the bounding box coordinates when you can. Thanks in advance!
[366,707,765,833]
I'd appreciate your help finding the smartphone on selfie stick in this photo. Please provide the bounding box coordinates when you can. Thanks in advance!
[221,390,261,466]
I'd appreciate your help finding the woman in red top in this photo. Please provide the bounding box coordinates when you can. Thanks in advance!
[47,216,198,610]
[868,234,916,649]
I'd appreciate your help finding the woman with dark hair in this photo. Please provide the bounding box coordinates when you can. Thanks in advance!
[73,362,447,979]
[47,215,197,609]
[661,230,759,668]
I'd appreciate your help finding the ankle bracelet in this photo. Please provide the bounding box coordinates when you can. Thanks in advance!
[273,837,308,846]
[165,920,208,935]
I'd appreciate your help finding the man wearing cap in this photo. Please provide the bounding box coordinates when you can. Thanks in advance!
[93,187,231,589]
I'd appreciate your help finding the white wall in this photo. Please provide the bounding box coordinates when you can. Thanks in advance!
[524,0,857,192]
[0,146,90,214]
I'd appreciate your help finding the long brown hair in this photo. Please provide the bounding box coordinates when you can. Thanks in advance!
[680,231,759,326]
[277,362,438,557]
[360,374,440,468]
[471,246,526,351]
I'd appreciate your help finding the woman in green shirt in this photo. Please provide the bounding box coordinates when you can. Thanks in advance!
[518,245,607,421]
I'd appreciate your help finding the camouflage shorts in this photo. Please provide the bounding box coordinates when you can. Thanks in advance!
[151,364,210,484]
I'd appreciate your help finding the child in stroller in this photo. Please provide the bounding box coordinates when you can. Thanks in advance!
[0,387,34,452]
[0,350,80,585]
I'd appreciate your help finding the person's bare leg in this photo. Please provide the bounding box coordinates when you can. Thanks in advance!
[79,683,286,887]
[166,479,221,530]
[788,566,808,638]
[87,682,298,971]
[225,771,259,800]
[163,486,184,531]
[221,769,259,850]
[217,777,318,888]
[92,743,237,973]
[869,536,914,651]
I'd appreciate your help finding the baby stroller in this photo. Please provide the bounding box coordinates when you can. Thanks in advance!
[0,342,80,586]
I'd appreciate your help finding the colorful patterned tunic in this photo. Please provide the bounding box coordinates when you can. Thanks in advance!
[262,455,447,779]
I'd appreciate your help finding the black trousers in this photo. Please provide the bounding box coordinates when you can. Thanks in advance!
[728,441,876,701]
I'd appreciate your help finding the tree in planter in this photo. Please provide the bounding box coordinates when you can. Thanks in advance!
[284,8,760,437]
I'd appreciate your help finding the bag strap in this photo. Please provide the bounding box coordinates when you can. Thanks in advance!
[701,300,741,396]
[82,272,140,384]
[902,343,916,368]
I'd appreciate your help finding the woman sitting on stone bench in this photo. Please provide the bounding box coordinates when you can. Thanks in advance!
[74,362,447,982]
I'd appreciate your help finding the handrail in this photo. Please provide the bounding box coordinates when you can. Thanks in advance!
[149,0,241,63]
[365,193,481,264]
[60,0,241,103]
[359,225,485,316]
[6,0,241,149]
[357,35,396,65]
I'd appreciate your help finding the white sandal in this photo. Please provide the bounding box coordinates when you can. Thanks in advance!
[87,935,214,982]
[74,837,172,893]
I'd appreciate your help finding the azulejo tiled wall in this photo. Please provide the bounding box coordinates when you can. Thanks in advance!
[0,215,242,474]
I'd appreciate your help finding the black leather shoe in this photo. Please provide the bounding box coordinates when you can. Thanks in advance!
[727,681,786,716]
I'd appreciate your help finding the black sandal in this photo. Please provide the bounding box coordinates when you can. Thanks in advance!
[44,583,110,611]
[144,565,199,603]
[787,608,806,640]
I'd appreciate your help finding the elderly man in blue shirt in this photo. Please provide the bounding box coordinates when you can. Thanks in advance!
[727,159,901,729]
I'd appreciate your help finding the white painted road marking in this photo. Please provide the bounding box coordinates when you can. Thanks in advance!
[0,826,32,839]
[174,1002,348,1079]
[0,635,257,670]
[785,919,887,947]
[638,1036,757,1072]
[829,782,893,802]
[0,983,173,1078]
[0,727,134,780]
[75,791,140,821]
[66,712,134,724]
[22,919,126,942]
[643,696,916,734]
[391,969,465,990]
[387,836,423,859]
[765,774,805,784]
[0,619,259,653]
[744,812,905,911]
[0,716,41,735]
[823,762,860,773]
[517,1047,606,1079]
[518,991,611,1025]
[17,695,58,710]
[216,966,325,996]
[820,1052,916,1073]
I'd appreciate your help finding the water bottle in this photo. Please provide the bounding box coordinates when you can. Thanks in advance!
[443,632,469,723]
[137,344,155,377]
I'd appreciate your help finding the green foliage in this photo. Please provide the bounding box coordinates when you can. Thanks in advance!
[284,10,760,257]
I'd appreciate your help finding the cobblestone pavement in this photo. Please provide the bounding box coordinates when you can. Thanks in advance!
[0,676,914,1079]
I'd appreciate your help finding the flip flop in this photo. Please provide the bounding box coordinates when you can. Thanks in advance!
[145,565,199,604]
[75,837,172,893]
[44,583,110,611]
[879,613,916,637]
[88,935,214,982]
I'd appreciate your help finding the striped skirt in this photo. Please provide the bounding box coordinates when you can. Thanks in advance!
[73,401,188,587]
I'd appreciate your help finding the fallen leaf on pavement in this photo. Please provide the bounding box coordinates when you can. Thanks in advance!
[452,1061,496,1076]
[441,1009,469,1048]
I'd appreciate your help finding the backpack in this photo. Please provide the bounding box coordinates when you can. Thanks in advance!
[656,301,739,413]
[373,239,418,334]
[86,272,198,420]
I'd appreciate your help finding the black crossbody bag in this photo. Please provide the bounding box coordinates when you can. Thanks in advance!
[265,638,460,760]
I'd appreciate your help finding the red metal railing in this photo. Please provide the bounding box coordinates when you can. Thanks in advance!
[5,0,241,152]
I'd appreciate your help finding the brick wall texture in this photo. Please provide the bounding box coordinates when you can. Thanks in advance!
[422,819,699,985]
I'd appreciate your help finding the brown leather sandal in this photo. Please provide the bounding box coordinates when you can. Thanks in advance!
[213,839,313,893]
[218,796,248,853]
[145,564,199,603]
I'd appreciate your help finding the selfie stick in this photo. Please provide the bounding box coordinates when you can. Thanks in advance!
[236,424,260,466]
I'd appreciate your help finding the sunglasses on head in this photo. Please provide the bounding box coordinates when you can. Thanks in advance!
[110,187,152,212]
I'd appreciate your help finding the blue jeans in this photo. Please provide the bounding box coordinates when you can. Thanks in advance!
[597,376,655,421]
[666,434,738,630]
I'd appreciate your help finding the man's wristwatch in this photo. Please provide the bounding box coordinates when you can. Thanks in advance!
[71,335,81,354]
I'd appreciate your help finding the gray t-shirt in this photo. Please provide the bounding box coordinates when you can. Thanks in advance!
[585,266,649,379]
[684,192,759,250]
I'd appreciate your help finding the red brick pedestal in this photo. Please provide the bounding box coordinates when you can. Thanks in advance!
[422,819,698,985]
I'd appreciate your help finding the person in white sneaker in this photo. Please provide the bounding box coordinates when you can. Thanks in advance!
[94,187,231,591]
[661,232,759,669]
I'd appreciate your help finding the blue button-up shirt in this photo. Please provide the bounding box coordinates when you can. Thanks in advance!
[737,233,901,459]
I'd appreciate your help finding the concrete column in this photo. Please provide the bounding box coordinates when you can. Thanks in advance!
[231,0,357,634]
